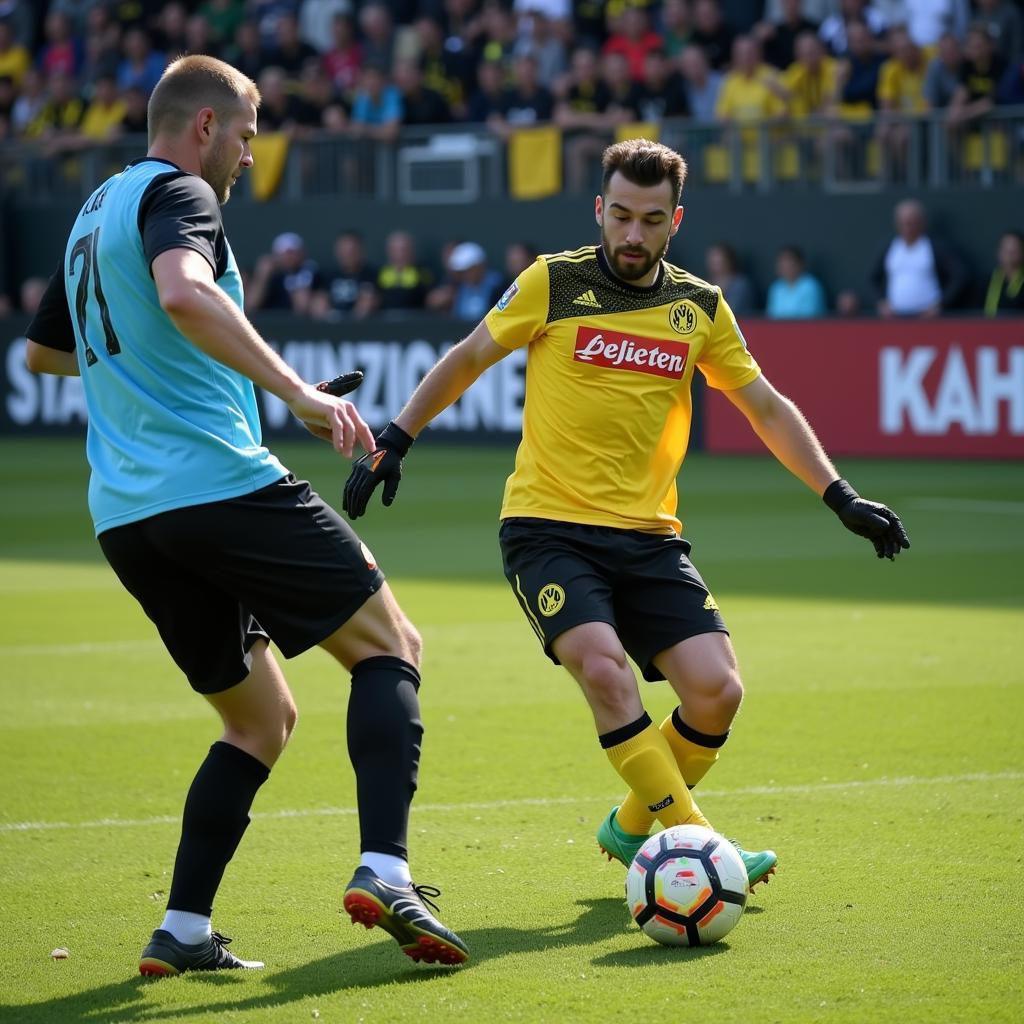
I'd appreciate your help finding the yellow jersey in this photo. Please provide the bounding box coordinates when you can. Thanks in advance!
[485,246,760,535]
[782,58,840,118]
[877,58,928,113]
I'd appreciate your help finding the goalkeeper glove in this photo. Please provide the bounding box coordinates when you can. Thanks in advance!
[343,420,415,520]
[823,478,910,560]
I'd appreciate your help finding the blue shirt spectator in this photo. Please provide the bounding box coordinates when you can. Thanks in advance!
[117,28,166,97]
[766,246,827,318]
[351,65,403,126]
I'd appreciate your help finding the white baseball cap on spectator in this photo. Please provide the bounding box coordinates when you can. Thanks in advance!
[272,232,304,254]
[448,242,486,272]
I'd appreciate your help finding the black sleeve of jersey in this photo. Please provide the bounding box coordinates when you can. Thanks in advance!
[138,172,225,278]
[25,263,76,352]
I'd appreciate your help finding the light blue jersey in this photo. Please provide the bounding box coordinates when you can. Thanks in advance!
[62,158,286,533]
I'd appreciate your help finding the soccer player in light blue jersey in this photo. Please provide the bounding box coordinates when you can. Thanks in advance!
[25,55,468,975]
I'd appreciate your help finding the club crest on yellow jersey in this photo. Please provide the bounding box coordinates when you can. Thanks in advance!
[669,300,699,335]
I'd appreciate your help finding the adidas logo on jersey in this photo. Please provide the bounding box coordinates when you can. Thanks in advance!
[572,289,602,308]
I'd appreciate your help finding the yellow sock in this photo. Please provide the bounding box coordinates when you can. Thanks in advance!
[601,714,703,830]
[615,709,727,835]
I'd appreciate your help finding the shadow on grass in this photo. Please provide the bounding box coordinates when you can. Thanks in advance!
[0,898,631,1024]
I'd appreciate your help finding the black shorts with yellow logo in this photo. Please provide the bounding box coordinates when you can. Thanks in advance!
[498,517,727,682]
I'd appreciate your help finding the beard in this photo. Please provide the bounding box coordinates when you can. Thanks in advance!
[201,137,238,205]
[600,229,670,282]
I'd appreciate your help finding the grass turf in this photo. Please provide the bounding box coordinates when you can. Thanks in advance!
[0,439,1021,1024]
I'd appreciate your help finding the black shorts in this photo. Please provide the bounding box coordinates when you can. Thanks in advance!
[499,517,727,682]
[98,474,384,694]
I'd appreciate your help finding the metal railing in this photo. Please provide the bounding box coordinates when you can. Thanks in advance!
[1,107,1021,202]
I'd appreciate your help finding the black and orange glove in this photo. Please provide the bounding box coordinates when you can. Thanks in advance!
[343,420,415,520]
[824,479,910,560]
[317,371,364,397]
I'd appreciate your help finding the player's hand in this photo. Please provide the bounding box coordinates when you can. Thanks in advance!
[343,420,415,519]
[823,479,910,560]
[287,380,375,457]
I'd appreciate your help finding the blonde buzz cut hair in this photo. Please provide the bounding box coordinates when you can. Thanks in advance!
[147,55,260,145]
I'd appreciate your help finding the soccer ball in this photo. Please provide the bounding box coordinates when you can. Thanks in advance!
[625,824,748,946]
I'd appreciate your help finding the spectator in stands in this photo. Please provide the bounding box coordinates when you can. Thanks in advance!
[766,245,827,317]
[870,198,969,317]
[504,240,537,282]
[297,59,347,131]
[974,0,1023,65]
[78,73,127,143]
[257,65,316,134]
[876,26,929,176]
[358,3,394,70]
[394,58,451,125]
[117,27,167,96]
[0,19,30,86]
[268,11,317,78]
[475,2,518,66]
[520,11,568,89]
[924,31,963,108]
[679,43,724,122]
[200,0,247,48]
[819,0,887,57]
[312,230,380,320]
[756,0,820,70]
[0,74,14,138]
[467,58,505,121]
[39,10,80,79]
[660,0,693,57]
[299,0,353,55]
[225,20,266,82]
[488,52,554,138]
[416,15,473,118]
[602,49,643,119]
[248,231,324,314]
[705,241,758,313]
[80,8,123,89]
[553,47,614,190]
[998,52,1024,103]
[347,62,401,141]
[183,12,219,58]
[322,14,362,97]
[715,35,786,127]
[25,70,83,152]
[835,19,884,115]
[635,48,690,121]
[603,7,663,81]
[835,288,863,315]
[119,84,148,134]
[377,230,433,312]
[780,30,839,118]
[154,2,188,58]
[11,67,46,136]
[446,241,505,322]
[691,0,736,71]
[948,24,1007,127]
[250,0,301,49]
[983,230,1024,315]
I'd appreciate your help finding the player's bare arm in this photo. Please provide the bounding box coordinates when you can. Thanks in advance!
[343,319,509,519]
[153,247,374,457]
[725,373,910,559]
[25,340,79,376]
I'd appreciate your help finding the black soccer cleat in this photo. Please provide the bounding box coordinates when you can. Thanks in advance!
[138,928,264,977]
[343,866,469,965]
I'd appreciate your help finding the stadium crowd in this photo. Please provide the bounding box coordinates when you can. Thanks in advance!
[1,0,1022,317]
[1,0,1022,151]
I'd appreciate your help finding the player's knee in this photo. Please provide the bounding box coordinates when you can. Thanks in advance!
[578,651,634,715]
[719,671,743,720]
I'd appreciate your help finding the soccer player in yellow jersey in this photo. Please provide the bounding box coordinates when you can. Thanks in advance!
[344,139,910,888]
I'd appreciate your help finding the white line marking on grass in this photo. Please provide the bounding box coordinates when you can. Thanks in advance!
[909,498,1024,515]
[1,640,160,657]
[2,771,1021,835]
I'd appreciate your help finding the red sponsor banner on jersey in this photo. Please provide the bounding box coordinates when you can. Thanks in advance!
[574,326,690,379]
[703,319,1024,457]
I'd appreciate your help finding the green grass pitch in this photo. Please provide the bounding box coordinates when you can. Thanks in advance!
[0,438,1021,1024]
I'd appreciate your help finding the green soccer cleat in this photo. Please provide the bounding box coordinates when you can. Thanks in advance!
[343,866,469,965]
[732,843,778,889]
[138,929,264,977]
[596,805,650,867]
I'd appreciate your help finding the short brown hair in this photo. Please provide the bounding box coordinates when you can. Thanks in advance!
[148,55,260,144]
[601,139,688,207]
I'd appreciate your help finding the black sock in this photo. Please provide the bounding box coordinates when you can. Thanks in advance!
[347,656,423,858]
[166,741,270,916]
